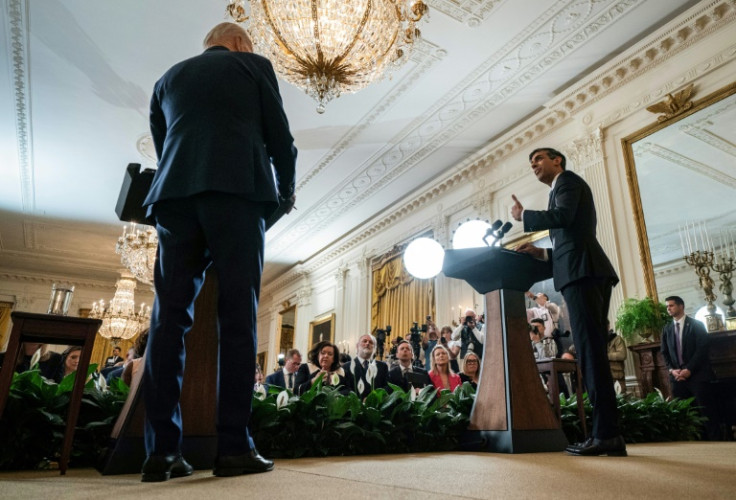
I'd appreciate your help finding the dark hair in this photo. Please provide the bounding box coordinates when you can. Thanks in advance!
[308,341,340,371]
[530,318,545,325]
[529,147,566,170]
[285,348,301,359]
[664,296,685,307]
[134,328,149,357]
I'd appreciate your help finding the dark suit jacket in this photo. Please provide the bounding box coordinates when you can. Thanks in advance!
[523,170,618,290]
[264,369,285,388]
[293,363,348,396]
[661,316,712,382]
[342,357,389,399]
[144,46,297,216]
[387,365,431,392]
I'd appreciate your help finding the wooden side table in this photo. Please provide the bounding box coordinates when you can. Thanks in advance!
[628,342,671,399]
[536,358,587,437]
[0,312,102,474]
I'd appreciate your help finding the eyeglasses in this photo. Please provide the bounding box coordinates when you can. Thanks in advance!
[465,360,478,364]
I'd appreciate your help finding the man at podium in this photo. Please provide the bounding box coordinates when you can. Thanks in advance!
[511,147,626,457]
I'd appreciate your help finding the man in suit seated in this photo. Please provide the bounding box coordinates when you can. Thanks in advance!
[388,340,431,393]
[104,347,123,368]
[342,334,388,399]
[661,295,720,440]
[265,349,301,391]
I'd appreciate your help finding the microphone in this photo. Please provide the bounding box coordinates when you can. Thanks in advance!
[483,220,503,246]
[485,221,513,246]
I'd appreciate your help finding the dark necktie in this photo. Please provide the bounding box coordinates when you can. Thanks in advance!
[287,372,293,389]
[362,360,369,371]
[675,322,683,366]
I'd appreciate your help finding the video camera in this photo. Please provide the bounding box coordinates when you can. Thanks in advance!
[409,321,427,361]
[375,325,391,360]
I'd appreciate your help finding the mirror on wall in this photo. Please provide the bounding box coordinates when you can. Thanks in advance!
[277,305,296,355]
[623,82,736,322]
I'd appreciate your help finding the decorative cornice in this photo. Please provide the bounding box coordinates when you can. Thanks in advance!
[295,286,312,306]
[568,127,604,171]
[0,271,116,290]
[549,0,736,120]
[681,93,736,156]
[426,0,506,27]
[5,0,34,212]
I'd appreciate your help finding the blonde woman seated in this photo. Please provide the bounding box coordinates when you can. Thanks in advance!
[459,352,480,389]
[294,341,348,395]
[428,345,462,392]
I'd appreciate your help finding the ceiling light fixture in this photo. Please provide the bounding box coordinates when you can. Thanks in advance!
[227,0,429,113]
[90,271,151,346]
[116,223,157,286]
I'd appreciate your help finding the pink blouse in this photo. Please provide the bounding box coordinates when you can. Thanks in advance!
[429,371,462,392]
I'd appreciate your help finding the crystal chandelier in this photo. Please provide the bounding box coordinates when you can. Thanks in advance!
[90,271,151,346]
[116,223,157,285]
[227,0,429,113]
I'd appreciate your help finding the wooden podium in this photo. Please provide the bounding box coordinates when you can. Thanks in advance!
[443,247,568,453]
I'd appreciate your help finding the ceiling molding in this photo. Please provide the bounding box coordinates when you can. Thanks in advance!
[0,271,116,290]
[680,94,736,156]
[550,0,736,120]
[5,0,34,212]
[266,0,647,257]
[427,0,507,27]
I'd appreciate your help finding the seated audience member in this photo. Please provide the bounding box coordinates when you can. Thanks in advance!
[342,334,389,399]
[53,346,82,383]
[105,346,136,383]
[606,320,627,393]
[530,319,556,359]
[459,352,480,389]
[294,341,348,395]
[387,340,431,392]
[104,346,124,368]
[428,345,461,392]
[254,363,268,395]
[0,342,62,380]
[265,348,302,391]
[438,325,461,373]
[122,329,149,387]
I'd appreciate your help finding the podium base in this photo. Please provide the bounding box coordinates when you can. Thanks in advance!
[460,428,568,454]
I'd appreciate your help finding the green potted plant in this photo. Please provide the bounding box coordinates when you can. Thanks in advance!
[615,296,669,343]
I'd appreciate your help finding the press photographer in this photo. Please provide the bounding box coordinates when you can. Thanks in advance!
[451,309,485,360]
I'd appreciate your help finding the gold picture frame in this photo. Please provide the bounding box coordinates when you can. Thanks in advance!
[309,313,335,348]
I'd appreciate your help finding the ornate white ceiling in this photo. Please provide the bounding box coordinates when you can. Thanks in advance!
[0,0,702,288]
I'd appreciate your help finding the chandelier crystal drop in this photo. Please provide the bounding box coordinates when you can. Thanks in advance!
[227,0,428,113]
[116,223,157,285]
[90,272,151,346]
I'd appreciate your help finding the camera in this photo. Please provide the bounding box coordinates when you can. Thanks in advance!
[375,324,391,360]
[409,321,426,362]
[463,315,474,325]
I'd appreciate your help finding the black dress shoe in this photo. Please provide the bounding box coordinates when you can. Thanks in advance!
[566,435,627,457]
[141,454,194,482]
[213,450,274,477]
[565,436,594,453]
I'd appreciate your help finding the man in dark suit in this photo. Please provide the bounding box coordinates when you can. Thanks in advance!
[104,347,123,368]
[387,340,431,392]
[511,147,625,457]
[265,349,302,390]
[661,296,719,440]
[140,22,297,482]
[342,334,389,399]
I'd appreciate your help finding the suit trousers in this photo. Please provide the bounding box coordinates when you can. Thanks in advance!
[143,192,265,457]
[561,277,619,439]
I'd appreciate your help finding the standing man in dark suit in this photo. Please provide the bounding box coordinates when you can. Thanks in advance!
[342,334,389,399]
[511,147,625,456]
[388,340,431,392]
[141,22,297,482]
[265,349,302,390]
[661,296,719,440]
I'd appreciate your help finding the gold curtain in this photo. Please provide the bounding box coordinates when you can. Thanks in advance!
[371,245,435,340]
[0,301,14,351]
